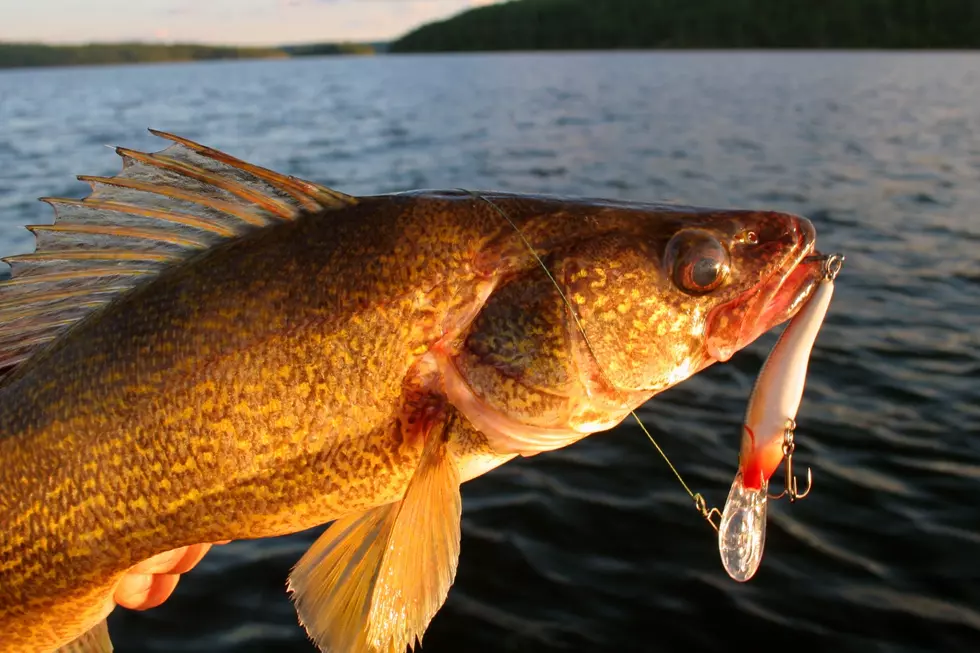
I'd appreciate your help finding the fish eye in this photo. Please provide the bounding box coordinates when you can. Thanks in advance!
[665,229,730,296]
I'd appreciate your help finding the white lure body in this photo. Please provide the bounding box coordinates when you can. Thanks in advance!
[741,277,836,477]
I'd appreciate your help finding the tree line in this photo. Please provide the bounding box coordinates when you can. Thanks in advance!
[0,42,378,69]
[390,0,980,52]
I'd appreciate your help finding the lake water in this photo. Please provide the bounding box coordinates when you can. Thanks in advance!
[1,51,978,653]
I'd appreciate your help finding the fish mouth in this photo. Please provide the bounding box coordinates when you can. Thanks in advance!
[706,215,823,362]
[753,251,825,336]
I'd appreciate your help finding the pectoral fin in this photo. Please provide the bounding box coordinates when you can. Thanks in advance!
[287,428,462,653]
[55,619,112,653]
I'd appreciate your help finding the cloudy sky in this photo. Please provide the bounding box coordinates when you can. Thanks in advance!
[0,0,499,45]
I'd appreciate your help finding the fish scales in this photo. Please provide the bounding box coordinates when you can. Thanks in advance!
[0,193,501,646]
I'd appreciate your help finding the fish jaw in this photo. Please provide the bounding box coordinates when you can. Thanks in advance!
[704,214,820,363]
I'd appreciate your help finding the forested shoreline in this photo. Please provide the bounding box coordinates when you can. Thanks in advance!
[4,0,977,69]
[390,0,980,52]
[0,41,379,69]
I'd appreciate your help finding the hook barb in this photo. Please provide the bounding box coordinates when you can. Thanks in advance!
[787,465,813,503]
[766,422,813,503]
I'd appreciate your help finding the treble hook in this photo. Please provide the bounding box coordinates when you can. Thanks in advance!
[766,419,813,503]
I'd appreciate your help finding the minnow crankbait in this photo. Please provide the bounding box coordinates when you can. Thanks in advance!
[718,253,844,582]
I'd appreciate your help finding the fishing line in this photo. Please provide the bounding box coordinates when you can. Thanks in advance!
[464,190,720,530]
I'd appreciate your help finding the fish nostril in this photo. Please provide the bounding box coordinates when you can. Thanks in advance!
[748,212,813,246]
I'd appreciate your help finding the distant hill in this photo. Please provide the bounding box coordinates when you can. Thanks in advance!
[0,43,287,69]
[283,41,388,56]
[389,0,980,52]
[0,41,383,69]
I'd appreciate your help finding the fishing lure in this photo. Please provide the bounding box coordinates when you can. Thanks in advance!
[718,253,843,582]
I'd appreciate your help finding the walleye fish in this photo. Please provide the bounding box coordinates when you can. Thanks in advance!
[0,130,828,652]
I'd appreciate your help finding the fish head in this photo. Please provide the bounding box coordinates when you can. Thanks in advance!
[444,196,823,454]
[550,204,822,398]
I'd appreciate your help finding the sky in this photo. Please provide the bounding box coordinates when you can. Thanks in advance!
[0,0,500,46]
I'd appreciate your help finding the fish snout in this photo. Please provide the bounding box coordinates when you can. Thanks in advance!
[760,212,816,260]
[791,214,816,253]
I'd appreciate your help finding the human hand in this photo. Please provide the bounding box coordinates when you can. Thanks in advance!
[114,541,230,610]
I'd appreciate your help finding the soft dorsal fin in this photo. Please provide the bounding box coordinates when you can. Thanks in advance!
[0,129,356,371]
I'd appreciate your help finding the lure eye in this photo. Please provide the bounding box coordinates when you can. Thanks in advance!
[665,229,730,296]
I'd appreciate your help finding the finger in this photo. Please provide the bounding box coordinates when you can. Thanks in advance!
[129,539,231,576]
[114,572,181,610]
[137,574,180,610]
[130,546,192,575]
[116,540,231,611]
[168,543,211,574]
[114,572,153,609]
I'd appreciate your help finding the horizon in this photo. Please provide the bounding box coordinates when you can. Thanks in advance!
[0,0,500,47]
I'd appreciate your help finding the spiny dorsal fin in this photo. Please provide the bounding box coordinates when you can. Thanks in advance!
[0,129,356,371]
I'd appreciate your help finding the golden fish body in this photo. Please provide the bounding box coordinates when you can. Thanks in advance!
[0,132,824,652]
